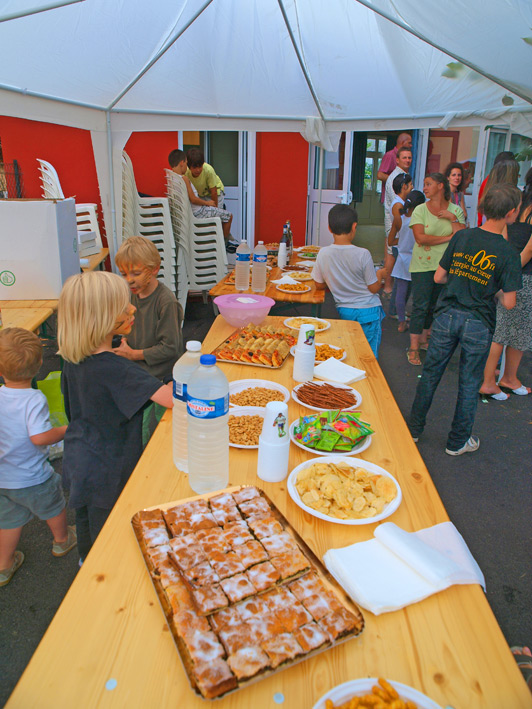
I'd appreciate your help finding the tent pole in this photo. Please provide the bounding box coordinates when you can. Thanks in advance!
[106,110,118,262]
[0,0,83,23]
[316,147,324,245]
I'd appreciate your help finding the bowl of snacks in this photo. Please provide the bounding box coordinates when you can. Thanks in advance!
[312,677,443,709]
[287,456,401,525]
[284,316,330,332]
[276,283,311,293]
[285,270,313,281]
[290,411,373,456]
[228,406,265,449]
[290,343,346,362]
[214,294,275,328]
[292,381,361,411]
[229,379,289,407]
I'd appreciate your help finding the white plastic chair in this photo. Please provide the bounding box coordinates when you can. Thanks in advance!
[165,169,228,303]
[36,158,103,250]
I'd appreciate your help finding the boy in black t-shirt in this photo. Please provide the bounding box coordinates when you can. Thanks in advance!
[409,184,522,455]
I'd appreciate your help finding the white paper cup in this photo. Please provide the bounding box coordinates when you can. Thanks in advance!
[260,401,289,443]
[296,322,317,349]
[257,437,290,482]
[292,347,316,382]
[278,242,288,269]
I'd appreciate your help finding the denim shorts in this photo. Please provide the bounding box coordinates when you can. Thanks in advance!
[0,472,66,529]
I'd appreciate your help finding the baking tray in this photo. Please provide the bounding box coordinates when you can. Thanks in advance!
[132,486,365,700]
[210,326,295,369]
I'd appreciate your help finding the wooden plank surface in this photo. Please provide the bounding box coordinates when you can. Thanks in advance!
[1,307,54,332]
[0,299,58,310]
[209,256,325,306]
[6,316,530,709]
[81,247,109,272]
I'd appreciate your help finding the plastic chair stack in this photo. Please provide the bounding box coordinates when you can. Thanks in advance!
[36,158,103,257]
[165,169,228,304]
[121,152,179,305]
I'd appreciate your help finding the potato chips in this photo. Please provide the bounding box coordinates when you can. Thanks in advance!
[295,462,397,520]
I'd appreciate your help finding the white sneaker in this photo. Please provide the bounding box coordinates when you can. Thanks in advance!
[445,435,480,456]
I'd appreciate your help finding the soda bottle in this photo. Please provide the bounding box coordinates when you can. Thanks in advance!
[172,341,202,473]
[187,354,229,493]
[234,240,251,291]
[286,219,293,257]
[251,241,268,292]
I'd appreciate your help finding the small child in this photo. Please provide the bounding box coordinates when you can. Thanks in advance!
[388,187,426,332]
[168,148,237,252]
[313,204,386,357]
[114,236,184,382]
[58,272,173,561]
[0,328,76,587]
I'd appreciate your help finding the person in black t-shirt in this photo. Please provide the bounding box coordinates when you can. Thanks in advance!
[58,272,173,562]
[409,184,522,456]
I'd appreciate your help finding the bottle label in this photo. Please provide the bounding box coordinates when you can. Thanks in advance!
[253,254,267,264]
[236,253,251,262]
[173,380,187,402]
[187,394,229,419]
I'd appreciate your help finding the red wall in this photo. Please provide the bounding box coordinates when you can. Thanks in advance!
[0,116,106,242]
[124,132,178,197]
[255,133,309,247]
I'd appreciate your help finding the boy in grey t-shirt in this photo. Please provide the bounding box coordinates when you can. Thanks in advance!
[313,205,386,357]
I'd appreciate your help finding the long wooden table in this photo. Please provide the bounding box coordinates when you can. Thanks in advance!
[0,299,58,334]
[7,316,530,708]
[210,256,326,316]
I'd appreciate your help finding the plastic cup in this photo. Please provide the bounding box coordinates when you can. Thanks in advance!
[296,323,316,349]
[257,438,290,482]
[292,347,316,382]
[260,401,289,443]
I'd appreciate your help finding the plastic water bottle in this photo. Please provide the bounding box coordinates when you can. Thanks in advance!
[234,240,251,291]
[187,354,229,493]
[251,241,268,292]
[172,341,202,473]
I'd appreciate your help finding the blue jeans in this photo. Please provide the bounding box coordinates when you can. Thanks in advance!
[337,305,385,358]
[409,308,492,451]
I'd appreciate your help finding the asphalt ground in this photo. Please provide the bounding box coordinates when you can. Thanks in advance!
[1,297,531,705]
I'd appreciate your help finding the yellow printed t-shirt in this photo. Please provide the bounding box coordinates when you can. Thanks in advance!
[409,202,465,273]
[185,163,224,199]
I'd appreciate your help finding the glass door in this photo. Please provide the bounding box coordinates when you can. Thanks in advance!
[356,135,387,225]
[306,132,354,246]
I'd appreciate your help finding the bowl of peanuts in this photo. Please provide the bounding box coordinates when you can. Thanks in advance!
[229,379,290,407]
[228,407,266,449]
[312,677,443,709]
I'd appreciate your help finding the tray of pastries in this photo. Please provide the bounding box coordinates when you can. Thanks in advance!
[210,323,296,368]
[132,487,364,700]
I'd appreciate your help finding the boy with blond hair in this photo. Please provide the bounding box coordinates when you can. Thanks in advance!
[114,236,183,381]
[0,328,76,586]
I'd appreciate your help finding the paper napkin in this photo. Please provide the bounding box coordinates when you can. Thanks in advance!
[323,522,485,615]
[271,275,299,285]
[313,358,366,384]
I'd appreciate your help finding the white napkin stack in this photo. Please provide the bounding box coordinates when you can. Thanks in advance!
[323,522,485,615]
[271,274,299,285]
[297,260,318,267]
[314,358,366,384]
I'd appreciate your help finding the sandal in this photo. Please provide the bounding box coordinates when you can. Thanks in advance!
[406,348,421,366]
[511,646,532,690]
[0,550,24,587]
[398,321,408,333]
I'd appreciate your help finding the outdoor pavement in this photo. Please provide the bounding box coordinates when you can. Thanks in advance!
[1,296,531,706]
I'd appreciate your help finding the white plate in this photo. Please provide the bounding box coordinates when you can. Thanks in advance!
[228,379,289,407]
[287,457,402,525]
[284,316,331,332]
[312,678,443,709]
[276,284,311,294]
[290,344,346,362]
[228,406,265,449]
[291,381,362,412]
[289,419,372,456]
[286,271,313,281]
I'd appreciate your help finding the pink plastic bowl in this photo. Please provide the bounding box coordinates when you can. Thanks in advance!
[214,294,275,328]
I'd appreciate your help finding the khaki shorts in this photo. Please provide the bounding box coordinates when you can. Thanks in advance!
[0,472,65,529]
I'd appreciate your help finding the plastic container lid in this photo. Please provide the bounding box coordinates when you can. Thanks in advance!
[200,354,217,365]
[186,340,202,351]
[213,294,275,309]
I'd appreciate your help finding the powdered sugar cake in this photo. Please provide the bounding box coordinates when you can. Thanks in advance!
[132,486,364,700]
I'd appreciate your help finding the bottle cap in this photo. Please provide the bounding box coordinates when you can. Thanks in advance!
[258,241,264,244]
[186,340,202,352]
[200,354,216,365]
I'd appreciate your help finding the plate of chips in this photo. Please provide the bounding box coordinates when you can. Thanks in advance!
[285,271,314,281]
[284,316,330,332]
[276,283,311,294]
[312,677,443,709]
[287,457,402,525]
[289,412,373,456]
[290,343,346,362]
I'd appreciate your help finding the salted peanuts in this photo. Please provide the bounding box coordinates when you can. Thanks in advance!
[229,387,284,407]
[228,414,263,446]
[324,677,417,708]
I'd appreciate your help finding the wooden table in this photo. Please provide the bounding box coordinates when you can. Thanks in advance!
[209,256,326,316]
[81,247,109,272]
[0,299,58,334]
[7,316,530,708]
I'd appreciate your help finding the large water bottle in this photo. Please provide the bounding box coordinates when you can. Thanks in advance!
[187,354,229,494]
[251,241,268,292]
[172,341,202,473]
[234,239,251,291]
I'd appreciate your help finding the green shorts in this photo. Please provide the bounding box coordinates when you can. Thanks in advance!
[0,472,66,529]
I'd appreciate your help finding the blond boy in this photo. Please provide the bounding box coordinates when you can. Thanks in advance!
[0,328,76,586]
[114,236,183,382]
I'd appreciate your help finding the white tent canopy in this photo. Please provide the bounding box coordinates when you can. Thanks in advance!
[1,0,531,249]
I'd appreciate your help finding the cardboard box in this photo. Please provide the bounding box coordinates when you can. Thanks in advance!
[0,198,80,299]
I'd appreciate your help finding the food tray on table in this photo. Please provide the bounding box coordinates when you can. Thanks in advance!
[276,283,311,294]
[131,487,365,700]
[210,324,296,368]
